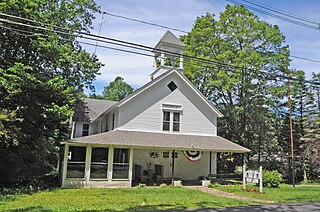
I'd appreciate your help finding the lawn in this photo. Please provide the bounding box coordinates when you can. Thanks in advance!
[215,184,320,203]
[0,187,254,211]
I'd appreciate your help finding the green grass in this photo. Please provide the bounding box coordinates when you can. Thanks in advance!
[215,184,320,203]
[0,187,254,211]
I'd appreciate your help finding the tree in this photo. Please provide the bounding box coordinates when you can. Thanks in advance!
[300,73,320,181]
[0,0,102,186]
[181,5,290,169]
[102,76,134,101]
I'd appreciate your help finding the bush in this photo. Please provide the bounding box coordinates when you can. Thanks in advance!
[208,182,221,188]
[137,183,147,188]
[263,170,282,188]
[159,183,168,188]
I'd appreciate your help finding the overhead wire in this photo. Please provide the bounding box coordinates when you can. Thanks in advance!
[1,11,320,65]
[0,14,319,86]
[241,0,319,25]
[103,12,188,33]
[226,0,319,30]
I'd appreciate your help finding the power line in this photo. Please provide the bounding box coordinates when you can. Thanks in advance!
[227,0,319,31]
[103,12,188,33]
[290,55,320,64]
[0,15,319,86]
[241,0,318,25]
[2,24,319,88]
[1,11,320,65]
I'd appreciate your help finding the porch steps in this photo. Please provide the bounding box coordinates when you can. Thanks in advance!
[185,186,274,204]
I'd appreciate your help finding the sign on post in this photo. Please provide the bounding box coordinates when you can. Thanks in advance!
[243,165,263,193]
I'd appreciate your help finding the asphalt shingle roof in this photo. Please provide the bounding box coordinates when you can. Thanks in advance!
[74,98,117,122]
[68,130,250,153]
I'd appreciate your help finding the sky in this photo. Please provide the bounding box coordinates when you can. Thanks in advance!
[82,0,320,95]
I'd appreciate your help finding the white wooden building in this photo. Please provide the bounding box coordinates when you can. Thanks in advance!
[61,31,250,188]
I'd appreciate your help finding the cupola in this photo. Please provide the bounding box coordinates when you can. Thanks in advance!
[151,31,186,79]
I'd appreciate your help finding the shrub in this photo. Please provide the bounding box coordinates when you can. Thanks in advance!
[159,183,168,188]
[208,182,221,188]
[137,183,147,188]
[263,170,282,188]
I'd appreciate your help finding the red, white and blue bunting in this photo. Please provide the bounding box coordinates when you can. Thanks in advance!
[183,150,202,162]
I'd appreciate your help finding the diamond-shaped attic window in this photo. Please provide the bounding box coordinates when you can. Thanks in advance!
[167,81,177,92]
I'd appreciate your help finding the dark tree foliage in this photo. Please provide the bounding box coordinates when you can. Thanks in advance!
[0,0,102,186]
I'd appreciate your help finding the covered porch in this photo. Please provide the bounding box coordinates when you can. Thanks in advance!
[61,130,250,188]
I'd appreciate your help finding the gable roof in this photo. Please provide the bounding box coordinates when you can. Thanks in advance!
[154,30,186,50]
[101,69,223,118]
[66,130,249,153]
[73,98,117,122]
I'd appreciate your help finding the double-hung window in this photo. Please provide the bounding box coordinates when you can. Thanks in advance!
[105,116,109,132]
[82,124,89,136]
[162,111,180,132]
[112,113,115,130]
[173,112,180,132]
[163,111,170,131]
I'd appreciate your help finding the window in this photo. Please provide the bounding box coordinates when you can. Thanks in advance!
[162,111,180,132]
[163,111,170,131]
[112,148,130,179]
[112,113,115,130]
[90,147,108,179]
[82,124,89,136]
[172,151,178,158]
[105,116,109,132]
[66,146,86,178]
[173,112,180,132]
[163,151,169,158]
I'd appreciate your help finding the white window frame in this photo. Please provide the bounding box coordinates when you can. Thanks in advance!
[112,113,115,130]
[66,145,86,179]
[162,110,181,132]
[82,123,89,136]
[90,147,109,180]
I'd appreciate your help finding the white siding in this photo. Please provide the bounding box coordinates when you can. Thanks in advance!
[118,72,217,136]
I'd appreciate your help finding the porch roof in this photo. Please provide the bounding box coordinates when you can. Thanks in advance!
[66,130,250,153]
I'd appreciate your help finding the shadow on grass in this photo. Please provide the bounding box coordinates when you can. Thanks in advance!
[6,206,51,212]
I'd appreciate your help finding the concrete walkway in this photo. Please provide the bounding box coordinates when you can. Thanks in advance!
[186,186,274,204]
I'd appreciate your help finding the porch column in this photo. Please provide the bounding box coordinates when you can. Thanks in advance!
[209,151,212,175]
[107,146,114,182]
[171,150,175,184]
[84,145,92,183]
[212,152,217,175]
[62,144,69,183]
[128,147,134,186]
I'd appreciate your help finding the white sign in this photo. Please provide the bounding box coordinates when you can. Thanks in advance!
[243,165,263,193]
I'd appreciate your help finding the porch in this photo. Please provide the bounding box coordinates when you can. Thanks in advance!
[61,130,249,188]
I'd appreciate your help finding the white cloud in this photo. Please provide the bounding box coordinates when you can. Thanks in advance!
[85,0,320,94]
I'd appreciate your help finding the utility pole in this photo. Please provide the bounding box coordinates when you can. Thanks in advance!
[286,62,295,187]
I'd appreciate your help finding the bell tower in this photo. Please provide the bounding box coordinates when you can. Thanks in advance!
[151,31,186,79]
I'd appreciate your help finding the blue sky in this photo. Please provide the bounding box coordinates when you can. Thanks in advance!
[83,0,320,95]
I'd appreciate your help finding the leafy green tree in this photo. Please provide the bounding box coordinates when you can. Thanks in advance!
[181,5,290,167]
[0,0,102,186]
[102,76,134,101]
[300,73,320,181]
